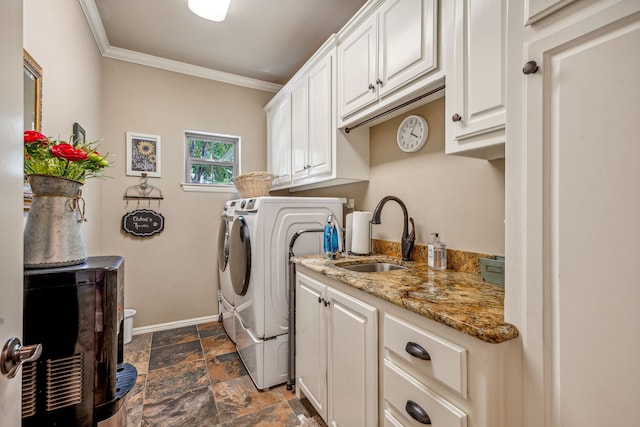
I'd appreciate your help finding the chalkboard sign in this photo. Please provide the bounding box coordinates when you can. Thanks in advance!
[122,209,164,237]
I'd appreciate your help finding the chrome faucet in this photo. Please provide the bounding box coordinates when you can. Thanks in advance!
[371,196,415,261]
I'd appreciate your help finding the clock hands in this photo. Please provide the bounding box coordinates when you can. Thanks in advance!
[409,121,419,138]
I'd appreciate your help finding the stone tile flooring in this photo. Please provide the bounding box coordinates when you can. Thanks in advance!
[124,321,326,427]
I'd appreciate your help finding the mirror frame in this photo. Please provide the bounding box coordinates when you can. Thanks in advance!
[23,49,42,132]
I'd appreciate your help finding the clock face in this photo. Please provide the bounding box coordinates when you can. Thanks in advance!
[397,115,428,153]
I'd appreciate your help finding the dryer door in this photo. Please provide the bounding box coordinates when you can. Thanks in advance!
[217,216,230,272]
[218,215,229,271]
[229,216,251,296]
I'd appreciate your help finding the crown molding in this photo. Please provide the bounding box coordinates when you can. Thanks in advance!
[78,0,282,93]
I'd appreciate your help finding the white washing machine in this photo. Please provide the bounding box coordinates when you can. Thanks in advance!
[217,199,240,343]
[227,196,344,390]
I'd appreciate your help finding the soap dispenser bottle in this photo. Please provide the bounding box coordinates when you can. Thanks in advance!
[428,233,447,270]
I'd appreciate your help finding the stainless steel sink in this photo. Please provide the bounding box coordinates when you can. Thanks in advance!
[338,262,407,273]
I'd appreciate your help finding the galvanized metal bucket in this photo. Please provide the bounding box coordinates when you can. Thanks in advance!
[24,175,87,269]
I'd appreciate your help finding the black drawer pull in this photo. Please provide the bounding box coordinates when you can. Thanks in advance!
[405,342,431,360]
[406,400,431,424]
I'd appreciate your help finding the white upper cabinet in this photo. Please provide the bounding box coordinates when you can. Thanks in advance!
[292,52,333,182]
[266,93,291,188]
[266,36,370,193]
[445,0,507,160]
[377,0,437,97]
[339,12,379,119]
[338,0,440,126]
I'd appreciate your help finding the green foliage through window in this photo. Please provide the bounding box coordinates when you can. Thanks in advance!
[186,132,239,185]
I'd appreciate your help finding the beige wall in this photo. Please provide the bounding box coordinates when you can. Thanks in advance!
[100,59,273,327]
[287,97,505,255]
[23,0,104,254]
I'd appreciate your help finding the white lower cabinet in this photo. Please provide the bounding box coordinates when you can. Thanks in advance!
[295,271,378,427]
[295,266,520,427]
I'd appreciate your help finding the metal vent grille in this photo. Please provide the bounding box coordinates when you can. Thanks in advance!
[21,361,38,418]
[46,353,84,412]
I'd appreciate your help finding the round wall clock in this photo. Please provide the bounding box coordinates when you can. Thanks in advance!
[397,115,429,153]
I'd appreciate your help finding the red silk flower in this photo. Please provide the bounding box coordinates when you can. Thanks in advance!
[50,143,89,162]
[24,130,48,144]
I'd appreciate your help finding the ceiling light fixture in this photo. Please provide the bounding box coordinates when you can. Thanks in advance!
[188,0,231,22]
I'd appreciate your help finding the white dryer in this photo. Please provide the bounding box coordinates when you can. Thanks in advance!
[217,199,241,343]
[227,196,344,390]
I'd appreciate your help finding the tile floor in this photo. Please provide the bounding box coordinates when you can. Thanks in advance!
[123,321,326,427]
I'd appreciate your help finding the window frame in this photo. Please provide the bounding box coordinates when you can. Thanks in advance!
[184,130,241,189]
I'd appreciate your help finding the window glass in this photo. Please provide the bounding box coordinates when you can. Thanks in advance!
[186,132,239,185]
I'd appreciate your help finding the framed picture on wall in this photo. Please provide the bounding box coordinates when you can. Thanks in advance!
[72,122,85,146]
[126,132,161,177]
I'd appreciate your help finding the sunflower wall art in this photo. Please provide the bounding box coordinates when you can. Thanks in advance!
[126,132,162,177]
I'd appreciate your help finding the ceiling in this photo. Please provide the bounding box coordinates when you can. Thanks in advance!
[87,0,368,90]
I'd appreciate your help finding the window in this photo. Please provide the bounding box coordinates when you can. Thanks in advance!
[185,131,239,185]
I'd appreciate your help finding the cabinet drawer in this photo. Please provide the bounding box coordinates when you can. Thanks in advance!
[384,314,467,396]
[384,361,467,427]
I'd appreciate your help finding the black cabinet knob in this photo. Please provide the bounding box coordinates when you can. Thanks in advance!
[523,60,539,75]
[452,113,462,122]
[368,83,375,90]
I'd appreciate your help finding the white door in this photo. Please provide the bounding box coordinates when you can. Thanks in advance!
[377,0,437,98]
[0,1,25,425]
[291,77,309,181]
[327,287,377,427]
[448,0,506,144]
[307,52,333,178]
[295,273,327,419]
[515,2,640,426]
[267,95,291,187]
[339,12,378,118]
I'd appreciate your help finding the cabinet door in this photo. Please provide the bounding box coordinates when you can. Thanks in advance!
[267,95,291,186]
[307,53,333,179]
[446,0,506,159]
[295,273,327,419]
[291,78,309,181]
[326,287,378,427]
[509,3,640,426]
[378,0,437,97]
[339,12,378,118]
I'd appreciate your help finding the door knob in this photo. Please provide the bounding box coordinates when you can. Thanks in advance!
[1,337,42,379]
[452,113,462,122]
[368,83,375,91]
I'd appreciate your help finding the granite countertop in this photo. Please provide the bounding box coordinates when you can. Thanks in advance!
[292,254,519,344]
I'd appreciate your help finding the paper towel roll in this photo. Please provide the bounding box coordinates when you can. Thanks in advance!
[345,213,353,253]
[350,211,371,255]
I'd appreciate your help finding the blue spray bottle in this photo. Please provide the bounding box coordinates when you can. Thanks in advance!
[324,213,339,258]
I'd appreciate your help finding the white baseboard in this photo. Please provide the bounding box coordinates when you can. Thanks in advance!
[132,314,220,336]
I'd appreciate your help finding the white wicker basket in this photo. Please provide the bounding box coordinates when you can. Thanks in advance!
[233,172,275,198]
